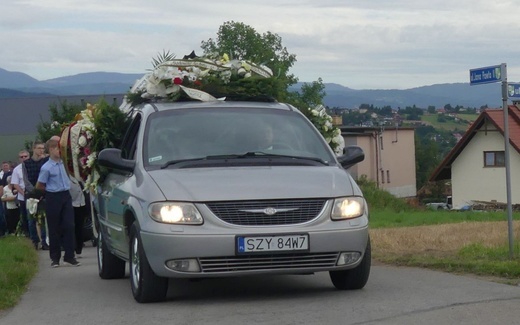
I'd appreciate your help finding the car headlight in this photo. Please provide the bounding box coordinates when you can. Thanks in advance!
[331,197,365,220]
[148,202,203,225]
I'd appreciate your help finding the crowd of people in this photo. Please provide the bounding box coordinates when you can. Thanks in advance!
[0,137,90,268]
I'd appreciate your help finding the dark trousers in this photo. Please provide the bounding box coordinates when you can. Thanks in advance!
[5,207,20,234]
[45,191,75,262]
[19,200,29,236]
[73,205,87,254]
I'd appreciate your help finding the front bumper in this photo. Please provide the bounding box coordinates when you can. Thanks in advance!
[140,223,369,278]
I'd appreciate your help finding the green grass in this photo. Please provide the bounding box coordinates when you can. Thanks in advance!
[369,209,519,229]
[0,236,39,310]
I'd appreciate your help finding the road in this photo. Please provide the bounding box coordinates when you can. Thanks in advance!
[1,245,519,325]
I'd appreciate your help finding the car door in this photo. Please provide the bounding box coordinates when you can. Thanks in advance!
[100,113,142,256]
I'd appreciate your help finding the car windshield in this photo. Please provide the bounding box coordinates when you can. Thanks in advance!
[143,107,335,168]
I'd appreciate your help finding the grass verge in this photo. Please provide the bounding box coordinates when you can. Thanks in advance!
[0,236,39,310]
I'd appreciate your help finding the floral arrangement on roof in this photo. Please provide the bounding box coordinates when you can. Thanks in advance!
[123,51,285,109]
[60,100,130,191]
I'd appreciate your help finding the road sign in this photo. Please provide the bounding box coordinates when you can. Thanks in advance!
[469,64,505,85]
[508,83,520,98]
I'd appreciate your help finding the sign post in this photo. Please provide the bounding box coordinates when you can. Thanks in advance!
[470,63,514,259]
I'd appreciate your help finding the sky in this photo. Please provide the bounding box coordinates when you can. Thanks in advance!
[1,0,520,90]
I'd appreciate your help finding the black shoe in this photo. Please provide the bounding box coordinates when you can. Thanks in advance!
[51,260,60,268]
[41,243,49,250]
[63,258,81,267]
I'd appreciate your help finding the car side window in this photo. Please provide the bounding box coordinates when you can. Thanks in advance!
[121,114,142,160]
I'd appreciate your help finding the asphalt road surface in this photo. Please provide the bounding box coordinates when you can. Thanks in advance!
[1,245,520,325]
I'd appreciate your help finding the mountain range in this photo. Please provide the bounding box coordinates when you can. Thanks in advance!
[0,67,506,108]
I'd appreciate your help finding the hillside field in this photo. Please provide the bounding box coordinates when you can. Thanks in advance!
[421,113,478,132]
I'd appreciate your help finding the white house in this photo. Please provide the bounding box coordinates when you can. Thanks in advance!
[430,105,520,209]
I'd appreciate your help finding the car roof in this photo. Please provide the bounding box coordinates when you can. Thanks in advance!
[145,100,297,112]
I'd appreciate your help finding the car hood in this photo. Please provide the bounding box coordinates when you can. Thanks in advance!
[148,166,358,202]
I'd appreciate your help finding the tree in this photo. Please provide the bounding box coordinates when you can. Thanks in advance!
[287,77,326,110]
[200,21,297,90]
[37,100,85,143]
[427,105,436,114]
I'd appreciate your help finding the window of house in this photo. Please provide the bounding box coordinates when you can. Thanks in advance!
[484,151,505,167]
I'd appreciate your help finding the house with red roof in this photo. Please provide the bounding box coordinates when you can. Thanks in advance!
[429,105,520,209]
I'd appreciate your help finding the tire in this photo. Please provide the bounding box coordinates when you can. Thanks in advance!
[97,230,126,279]
[129,223,168,303]
[329,238,371,290]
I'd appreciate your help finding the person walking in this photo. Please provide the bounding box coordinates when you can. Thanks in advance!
[11,150,31,239]
[0,182,6,237]
[35,138,80,268]
[24,141,49,250]
[2,176,20,234]
[0,161,11,237]
[69,176,89,257]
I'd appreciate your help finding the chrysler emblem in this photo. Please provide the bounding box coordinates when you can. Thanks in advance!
[238,207,298,215]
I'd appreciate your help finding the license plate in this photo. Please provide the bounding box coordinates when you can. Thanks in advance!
[236,234,309,254]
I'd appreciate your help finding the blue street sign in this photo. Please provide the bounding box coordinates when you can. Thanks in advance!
[508,83,520,98]
[469,64,504,85]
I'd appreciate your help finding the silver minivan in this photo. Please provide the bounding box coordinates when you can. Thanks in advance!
[95,100,370,303]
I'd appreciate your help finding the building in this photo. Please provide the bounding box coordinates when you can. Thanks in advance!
[341,126,417,198]
[429,105,520,209]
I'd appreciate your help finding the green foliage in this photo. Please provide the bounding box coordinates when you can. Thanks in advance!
[37,100,85,143]
[88,99,132,182]
[200,21,297,87]
[357,176,412,213]
[90,99,130,151]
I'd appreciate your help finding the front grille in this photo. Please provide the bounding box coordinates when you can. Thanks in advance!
[206,199,327,226]
[199,252,339,273]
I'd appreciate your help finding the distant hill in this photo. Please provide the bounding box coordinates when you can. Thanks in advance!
[0,67,506,108]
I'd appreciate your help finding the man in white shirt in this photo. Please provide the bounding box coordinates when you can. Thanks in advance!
[11,150,32,242]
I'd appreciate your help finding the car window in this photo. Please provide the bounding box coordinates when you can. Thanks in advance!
[143,107,334,167]
[121,113,141,160]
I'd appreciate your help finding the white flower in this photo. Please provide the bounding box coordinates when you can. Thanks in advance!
[311,109,319,116]
[78,135,87,147]
[86,152,97,168]
[146,82,167,97]
[51,121,60,129]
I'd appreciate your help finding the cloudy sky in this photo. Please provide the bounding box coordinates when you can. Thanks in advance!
[1,0,519,90]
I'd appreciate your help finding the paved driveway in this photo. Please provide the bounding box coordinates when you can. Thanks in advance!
[1,245,519,324]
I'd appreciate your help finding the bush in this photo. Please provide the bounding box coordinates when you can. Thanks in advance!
[357,176,413,213]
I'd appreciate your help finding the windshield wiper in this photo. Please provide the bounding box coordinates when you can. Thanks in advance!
[160,152,329,169]
[161,157,207,169]
[207,152,329,165]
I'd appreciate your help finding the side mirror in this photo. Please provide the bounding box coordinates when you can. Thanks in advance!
[97,148,135,173]
[337,145,365,169]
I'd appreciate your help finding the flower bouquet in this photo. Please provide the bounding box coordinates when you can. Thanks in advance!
[60,100,130,191]
[305,105,344,155]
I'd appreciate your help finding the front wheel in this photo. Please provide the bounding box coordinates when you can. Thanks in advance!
[97,230,126,279]
[329,238,371,290]
[129,223,168,303]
